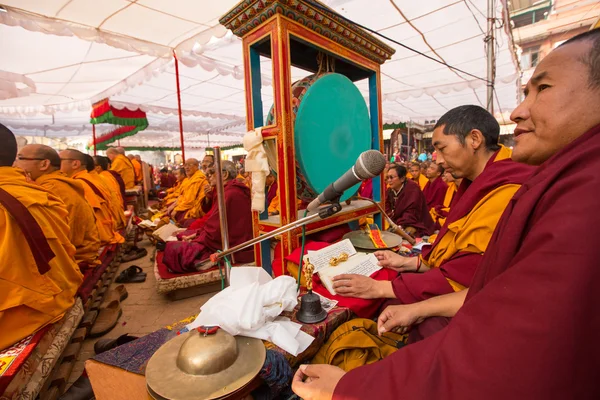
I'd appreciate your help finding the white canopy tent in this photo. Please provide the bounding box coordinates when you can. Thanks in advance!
[0,0,521,148]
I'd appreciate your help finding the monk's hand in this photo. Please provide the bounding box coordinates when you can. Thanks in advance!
[404,226,417,236]
[332,274,381,299]
[182,234,196,242]
[374,250,418,273]
[292,364,345,400]
[377,304,425,336]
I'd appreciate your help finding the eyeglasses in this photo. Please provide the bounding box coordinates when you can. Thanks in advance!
[386,175,398,180]
[60,158,77,161]
[16,156,45,161]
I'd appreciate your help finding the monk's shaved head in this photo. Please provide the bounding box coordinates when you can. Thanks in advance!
[15,144,62,181]
[116,147,126,155]
[94,156,109,171]
[222,160,237,182]
[183,158,199,177]
[127,154,135,160]
[0,123,17,167]
[83,154,95,172]
[59,149,87,176]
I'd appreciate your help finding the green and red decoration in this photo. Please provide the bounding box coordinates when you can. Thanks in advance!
[90,99,148,148]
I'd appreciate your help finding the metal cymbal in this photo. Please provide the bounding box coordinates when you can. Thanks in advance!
[146,329,265,400]
[343,230,403,251]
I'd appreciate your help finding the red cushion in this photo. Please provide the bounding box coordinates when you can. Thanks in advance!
[155,251,218,280]
[271,241,330,278]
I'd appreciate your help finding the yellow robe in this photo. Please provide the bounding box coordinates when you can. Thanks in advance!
[131,158,143,183]
[429,181,458,228]
[36,171,101,265]
[173,170,208,219]
[110,154,135,189]
[87,171,126,230]
[0,167,83,349]
[99,170,124,209]
[163,180,184,207]
[416,173,428,191]
[73,170,124,245]
[424,146,522,291]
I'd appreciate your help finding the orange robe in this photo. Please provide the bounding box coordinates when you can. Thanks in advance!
[36,171,101,265]
[416,173,428,191]
[110,154,135,189]
[173,170,208,219]
[0,167,83,349]
[100,170,124,209]
[87,171,126,230]
[163,180,184,207]
[131,158,143,183]
[430,181,458,228]
[73,170,124,245]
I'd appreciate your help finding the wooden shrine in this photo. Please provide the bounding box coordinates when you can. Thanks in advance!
[220,0,395,273]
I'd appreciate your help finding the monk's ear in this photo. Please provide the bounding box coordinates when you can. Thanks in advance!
[39,159,50,172]
[468,129,484,151]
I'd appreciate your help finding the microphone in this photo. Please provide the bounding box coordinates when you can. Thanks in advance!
[307,150,386,212]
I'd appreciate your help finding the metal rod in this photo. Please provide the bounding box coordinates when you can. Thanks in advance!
[486,0,495,113]
[92,124,97,156]
[173,50,186,162]
[213,147,230,286]
[210,212,322,263]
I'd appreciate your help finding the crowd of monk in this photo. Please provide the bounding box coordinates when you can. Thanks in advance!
[1,28,599,399]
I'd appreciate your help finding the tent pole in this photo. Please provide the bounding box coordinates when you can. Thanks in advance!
[173,50,186,162]
[486,0,495,114]
[92,124,97,155]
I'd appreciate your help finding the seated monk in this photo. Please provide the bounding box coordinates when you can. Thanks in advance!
[408,162,428,190]
[430,171,461,228]
[60,149,124,245]
[167,158,208,227]
[83,154,126,231]
[0,124,83,349]
[422,162,447,210]
[106,147,135,189]
[161,167,186,207]
[181,168,217,233]
[332,106,535,334]
[384,164,435,237]
[94,155,126,211]
[15,144,101,268]
[201,154,214,174]
[293,30,600,399]
[128,154,143,184]
[163,161,254,273]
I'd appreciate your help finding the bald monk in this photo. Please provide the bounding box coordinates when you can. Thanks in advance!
[408,162,428,190]
[81,154,126,230]
[422,162,447,210]
[106,147,135,189]
[168,158,208,226]
[163,161,253,273]
[15,144,101,267]
[128,154,143,184]
[430,171,461,228]
[60,149,124,245]
[293,29,600,400]
[333,106,534,329]
[0,124,83,349]
[94,155,126,211]
[384,164,434,237]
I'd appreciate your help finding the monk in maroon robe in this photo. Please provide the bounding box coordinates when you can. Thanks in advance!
[292,29,600,400]
[384,164,434,237]
[422,162,447,209]
[163,161,254,273]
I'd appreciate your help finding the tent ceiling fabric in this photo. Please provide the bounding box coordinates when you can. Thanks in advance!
[0,0,520,144]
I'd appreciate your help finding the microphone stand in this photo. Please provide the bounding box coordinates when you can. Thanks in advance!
[204,202,343,265]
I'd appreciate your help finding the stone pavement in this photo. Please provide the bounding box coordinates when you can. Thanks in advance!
[68,240,214,385]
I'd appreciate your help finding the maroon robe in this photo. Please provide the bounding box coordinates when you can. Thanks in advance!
[107,170,127,210]
[334,124,600,399]
[385,179,434,237]
[422,177,447,209]
[163,179,254,273]
[390,148,535,305]
[267,181,277,206]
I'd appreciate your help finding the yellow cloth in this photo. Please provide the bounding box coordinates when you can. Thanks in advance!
[268,190,280,214]
[73,170,124,245]
[0,167,83,349]
[429,181,458,228]
[110,154,135,189]
[173,170,208,219]
[99,170,124,209]
[417,173,428,190]
[36,171,101,265]
[425,147,520,283]
[87,171,126,230]
[131,158,143,183]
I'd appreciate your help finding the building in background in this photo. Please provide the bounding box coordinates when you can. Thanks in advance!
[510,0,599,85]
